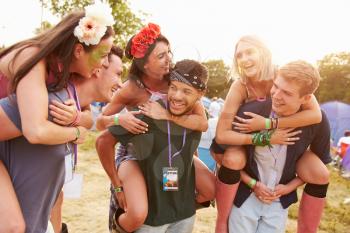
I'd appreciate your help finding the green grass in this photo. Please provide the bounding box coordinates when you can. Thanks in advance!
[65,132,350,233]
[78,131,100,151]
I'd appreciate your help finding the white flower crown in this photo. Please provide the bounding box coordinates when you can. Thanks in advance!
[74,2,115,46]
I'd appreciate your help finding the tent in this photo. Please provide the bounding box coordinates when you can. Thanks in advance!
[320,101,350,145]
[342,147,350,171]
[201,96,212,109]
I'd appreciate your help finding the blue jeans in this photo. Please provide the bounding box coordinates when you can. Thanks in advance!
[135,215,196,233]
[229,194,288,233]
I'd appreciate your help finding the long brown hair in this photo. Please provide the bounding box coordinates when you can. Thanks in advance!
[0,11,114,93]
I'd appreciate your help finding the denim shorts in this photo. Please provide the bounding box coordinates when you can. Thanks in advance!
[115,143,138,169]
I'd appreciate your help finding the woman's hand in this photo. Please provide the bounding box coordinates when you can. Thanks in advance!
[274,184,292,197]
[119,111,148,134]
[115,190,127,211]
[233,112,266,133]
[270,128,302,145]
[253,181,278,204]
[139,100,169,120]
[49,99,78,126]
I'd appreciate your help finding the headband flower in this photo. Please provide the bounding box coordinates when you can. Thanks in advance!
[74,2,115,46]
[131,23,161,58]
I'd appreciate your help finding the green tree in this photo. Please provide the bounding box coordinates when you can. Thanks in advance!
[316,52,350,104]
[40,0,145,48]
[34,21,53,35]
[202,60,232,99]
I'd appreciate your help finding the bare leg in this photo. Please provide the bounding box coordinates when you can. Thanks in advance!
[96,130,119,188]
[0,106,21,141]
[50,190,64,233]
[0,161,25,233]
[296,150,329,185]
[194,156,216,203]
[296,150,329,233]
[215,146,246,233]
[117,160,148,232]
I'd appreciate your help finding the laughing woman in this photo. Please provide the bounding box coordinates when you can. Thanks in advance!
[0,2,115,232]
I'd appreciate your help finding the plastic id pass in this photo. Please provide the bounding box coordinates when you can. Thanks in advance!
[162,167,179,191]
[64,152,74,184]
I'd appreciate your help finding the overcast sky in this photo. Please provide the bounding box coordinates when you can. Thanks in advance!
[1,0,349,65]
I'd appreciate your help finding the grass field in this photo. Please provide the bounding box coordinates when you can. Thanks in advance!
[62,132,350,233]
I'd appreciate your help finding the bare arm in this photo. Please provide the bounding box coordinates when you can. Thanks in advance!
[0,107,21,140]
[95,89,126,131]
[169,101,208,132]
[140,99,209,132]
[241,170,304,203]
[215,80,252,145]
[15,54,84,144]
[49,99,93,129]
[278,94,321,128]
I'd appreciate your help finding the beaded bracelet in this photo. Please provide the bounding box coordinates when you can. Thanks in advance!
[252,130,273,147]
[113,186,123,193]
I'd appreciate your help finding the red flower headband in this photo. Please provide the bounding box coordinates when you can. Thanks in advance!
[131,23,161,59]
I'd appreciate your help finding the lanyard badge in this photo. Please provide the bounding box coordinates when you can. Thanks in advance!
[64,143,74,184]
[162,120,186,192]
[162,167,179,191]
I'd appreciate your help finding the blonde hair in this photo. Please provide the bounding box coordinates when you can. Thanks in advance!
[278,60,320,96]
[230,35,275,84]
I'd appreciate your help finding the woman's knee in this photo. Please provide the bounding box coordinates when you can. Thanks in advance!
[1,218,26,233]
[222,147,246,170]
[95,131,115,151]
[316,166,330,184]
[127,204,148,227]
[297,151,330,184]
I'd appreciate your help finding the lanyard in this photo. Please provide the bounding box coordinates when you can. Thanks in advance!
[67,82,80,166]
[52,83,80,167]
[165,101,187,167]
[167,120,186,167]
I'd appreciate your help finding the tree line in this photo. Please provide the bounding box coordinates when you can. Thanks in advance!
[3,1,349,104]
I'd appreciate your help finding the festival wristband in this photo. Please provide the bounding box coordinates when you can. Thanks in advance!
[265,118,271,129]
[73,126,80,142]
[248,178,257,189]
[114,114,120,125]
[113,186,123,193]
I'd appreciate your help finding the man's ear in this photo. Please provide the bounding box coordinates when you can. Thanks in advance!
[301,94,312,104]
[73,43,85,59]
[92,68,101,79]
[197,90,205,101]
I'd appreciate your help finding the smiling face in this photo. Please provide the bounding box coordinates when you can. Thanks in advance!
[73,36,114,78]
[167,81,202,116]
[235,41,261,80]
[143,41,172,79]
[95,54,123,102]
[271,75,311,117]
